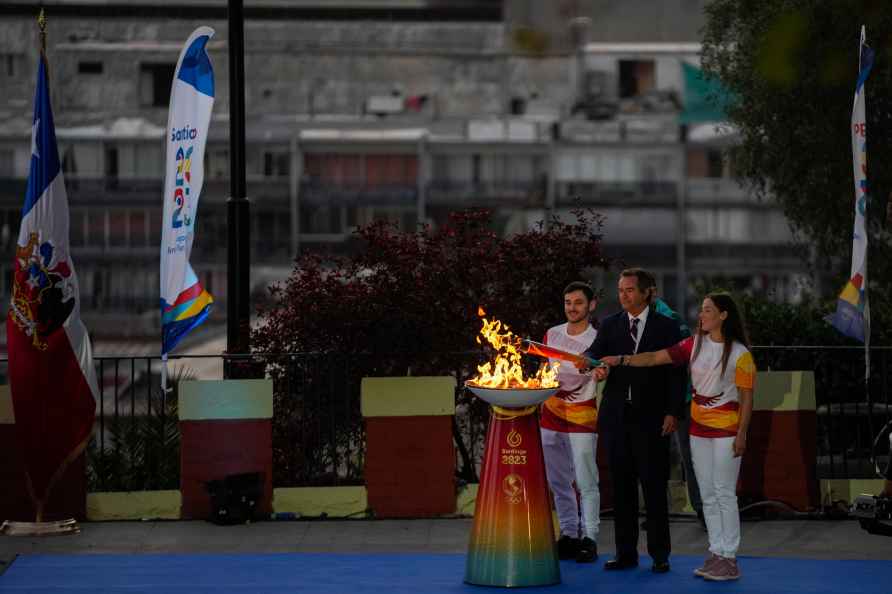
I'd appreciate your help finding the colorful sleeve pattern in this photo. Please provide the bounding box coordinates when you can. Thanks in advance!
[666,336,694,367]
[735,351,756,390]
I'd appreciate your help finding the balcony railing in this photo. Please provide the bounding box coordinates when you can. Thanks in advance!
[686,178,753,203]
[557,180,678,204]
[559,116,680,144]
[426,180,546,205]
[0,177,292,207]
[299,182,417,206]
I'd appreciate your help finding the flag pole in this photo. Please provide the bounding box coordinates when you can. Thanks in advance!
[38,9,46,54]
[161,354,169,393]
[36,6,47,526]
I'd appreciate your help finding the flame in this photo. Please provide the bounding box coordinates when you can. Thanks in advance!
[468,313,558,389]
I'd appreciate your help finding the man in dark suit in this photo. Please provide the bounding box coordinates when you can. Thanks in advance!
[583,268,686,573]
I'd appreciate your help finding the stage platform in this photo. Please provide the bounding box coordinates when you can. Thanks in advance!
[1,552,890,593]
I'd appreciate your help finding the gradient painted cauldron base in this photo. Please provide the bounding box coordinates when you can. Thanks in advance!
[464,402,560,587]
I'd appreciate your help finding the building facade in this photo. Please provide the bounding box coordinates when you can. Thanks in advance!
[0,0,802,352]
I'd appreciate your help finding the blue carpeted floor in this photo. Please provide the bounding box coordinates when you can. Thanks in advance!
[1,553,889,593]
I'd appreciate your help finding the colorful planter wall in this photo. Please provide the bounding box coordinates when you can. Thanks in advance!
[361,376,456,518]
[179,379,273,520]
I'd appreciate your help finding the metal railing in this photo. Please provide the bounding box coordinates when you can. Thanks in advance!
[0,345,888,492]
[426,180,546,207]
[298,182,418,206]
[556,180,679,204]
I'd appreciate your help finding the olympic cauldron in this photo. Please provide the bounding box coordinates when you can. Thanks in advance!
[462,312,561,587]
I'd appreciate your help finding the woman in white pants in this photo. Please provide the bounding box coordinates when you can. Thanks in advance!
[600,292,755,581]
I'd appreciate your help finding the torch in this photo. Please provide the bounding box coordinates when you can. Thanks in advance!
[518,339,604,369]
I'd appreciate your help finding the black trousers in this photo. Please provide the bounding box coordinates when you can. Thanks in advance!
[602,406,671,563]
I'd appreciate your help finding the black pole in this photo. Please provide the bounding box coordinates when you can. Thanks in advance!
[226,0,251,375]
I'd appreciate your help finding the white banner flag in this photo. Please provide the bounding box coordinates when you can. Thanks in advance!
[160,27,215,358]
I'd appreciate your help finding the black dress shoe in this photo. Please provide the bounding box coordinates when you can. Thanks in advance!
[651,561,671,574]
[575,537,598,563]
[556,535,579,560]
[604,558,638,570]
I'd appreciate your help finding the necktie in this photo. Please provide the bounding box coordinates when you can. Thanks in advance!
[627,317,640,402]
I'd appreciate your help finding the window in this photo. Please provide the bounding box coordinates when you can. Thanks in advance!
[0,209,20,252]
[707,149,725,178]
[149,210,163,245]
[69,210,86,247]
[195,207,224,251]
[300,205,342,234]
[686,148,708,178]
[108,210,128,247]
[256,211,276,252]
[78,61,103,75]
[61,146,77,176]
[276,209,291,243]
[135,143,163,178]
[431,155,472,186]
[509,155,541,183]
[686,208,749,242]
[263,152,290,177]
[208,149,229,179]
[365,155,417,186]
[556,154,577,182]
[62,142,101,176]
[0,149,13,177]
[640,154,674,183]
[0,54,17,78]
[139,63,176,107]
[105,146,119,189]
[1,265,12,300]
[687,148,725,178]
[619,60,655,99]
[129,210,147,247]
[304,154,361,185]
[86,208,107,248]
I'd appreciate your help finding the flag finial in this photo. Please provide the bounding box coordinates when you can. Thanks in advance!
[37,9,47,53]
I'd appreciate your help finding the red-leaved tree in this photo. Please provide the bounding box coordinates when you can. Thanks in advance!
[253,208,609,486]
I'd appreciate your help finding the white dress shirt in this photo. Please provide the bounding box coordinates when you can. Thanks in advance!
[626,305,650,400]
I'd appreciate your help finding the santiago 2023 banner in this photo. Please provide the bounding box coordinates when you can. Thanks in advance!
[160,27,215,357]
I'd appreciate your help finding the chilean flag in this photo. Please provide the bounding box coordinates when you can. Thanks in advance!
[6,54,98,520]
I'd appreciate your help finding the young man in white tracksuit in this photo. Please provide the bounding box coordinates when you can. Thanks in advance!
[539,281,600,563]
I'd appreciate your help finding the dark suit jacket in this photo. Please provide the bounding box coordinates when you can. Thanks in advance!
[585,308,686,432]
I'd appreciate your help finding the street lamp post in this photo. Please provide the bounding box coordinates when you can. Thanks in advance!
[226,0,251,375]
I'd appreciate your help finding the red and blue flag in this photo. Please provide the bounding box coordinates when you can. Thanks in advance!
[6,53,98,520]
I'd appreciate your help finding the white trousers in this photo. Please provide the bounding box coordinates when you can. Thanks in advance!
[540,428,600,540]
[691,435,742,558]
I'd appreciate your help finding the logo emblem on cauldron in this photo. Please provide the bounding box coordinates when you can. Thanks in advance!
[502,473,524,505]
